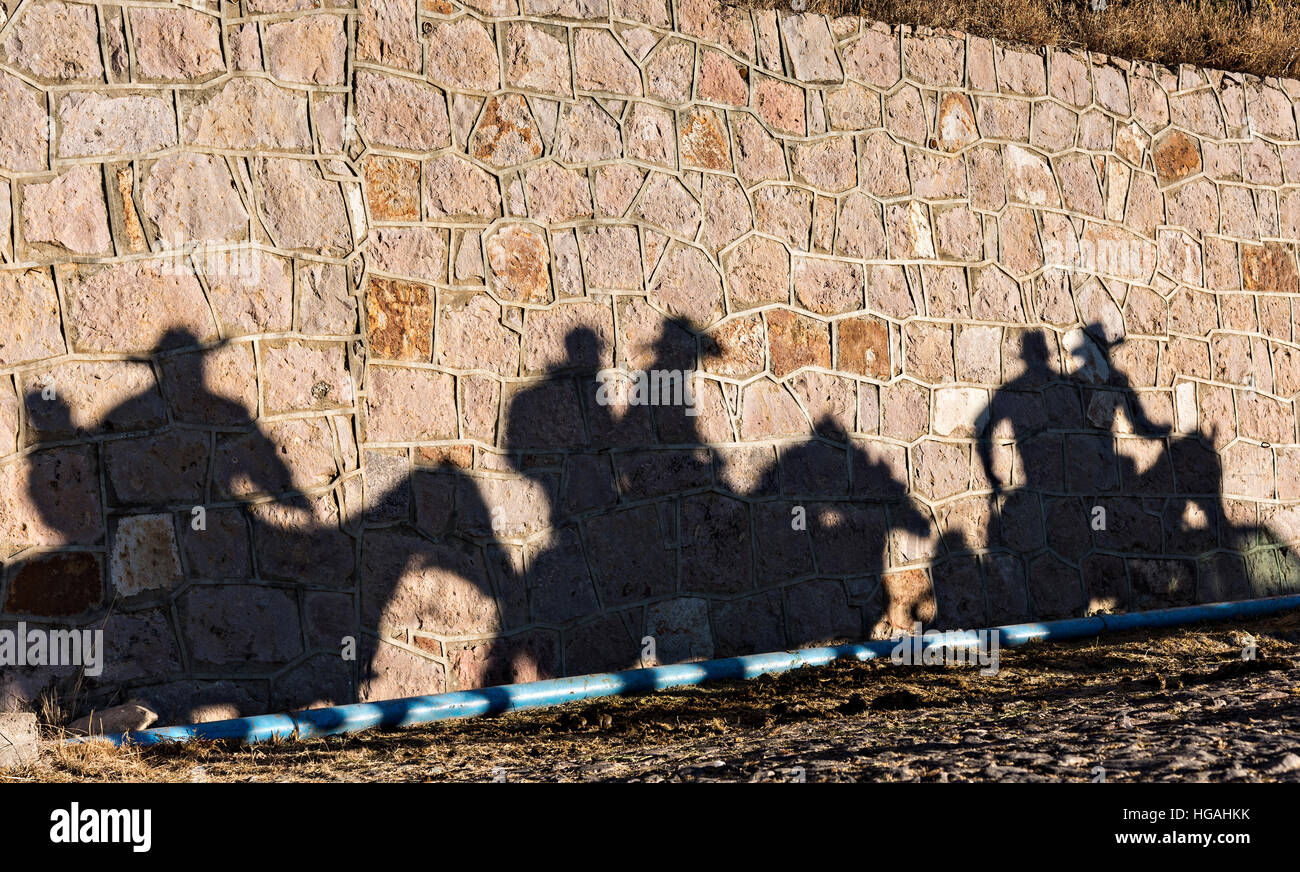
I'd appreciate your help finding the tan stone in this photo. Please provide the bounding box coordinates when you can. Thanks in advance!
[0,72,48,172]
[131,7,223,80]
[842,26,900,89]
[704,314,766,379]
[206,255,294,338]
[523,301,614,373]
[580,225,642,290]
[556,99,623,162]
[143,153,248,245]
[64,261,217,353]
[574,28,642,95]
[753,75,805,135]
[423,154,501,220]
[425,18,501,92]
[791,137,856,193]
[356,70,451,151]
[58,92,176,158]
[4,1,103,82]
[725,235,790,310]
[701,175,752,252]
[635,172,701,238]
[357,0,421,72]
[730,113,787,183]
[779,12,843,84]
[827,81,881,132]
[626,101,677,168]
[1242,243,1299,295]
[649,243,725,328]
[793,257,862,315]
[647,39,694,103]
[679,106,731,171]
[473,94,544,169]
[366,366,457,441]
[859,131,909,198]
[254,158,351,255]
[265,15,346,85]
[505,22,572,95]
[22,166,111,255]
[739,379,807,439]
[184,78,311,151]
[436,293,520,377]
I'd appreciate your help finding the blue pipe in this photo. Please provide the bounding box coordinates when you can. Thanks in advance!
[78,593,1300,747]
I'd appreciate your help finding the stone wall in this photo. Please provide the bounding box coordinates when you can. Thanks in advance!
[2,0,1300,723]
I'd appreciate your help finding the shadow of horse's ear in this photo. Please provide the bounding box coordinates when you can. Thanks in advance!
[814,413,848,442]
[153,327,205,356]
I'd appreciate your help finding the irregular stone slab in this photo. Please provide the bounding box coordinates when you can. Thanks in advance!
[0,269,65,366]
[111,513,184,597]
[505,22,572,95]
[68,703,158,737]
[364,154,421,221]
[180,586,304,666]
[254,158,351,255]
[523,162,593,221]
[262,340,354,413]
[22,359,165,438]
[766,308,830,378]
[523,300,614,372]
[366,278,434,362]
[649,243,725,328]
[574,27,642,95]
[356,70,452,151]
[0,72,48,171]
[0,713,38,768]
[487,223,553,303]
[365,366,456,440]
[3,1,103,82]
[425,18,501,92]
[63,261,218,353]
[57,92,177,158]
[131,7,224,80]
[184,78,311,150]
[358,0,424,68]
[779,12,843,83]
[371,226,449,282]
[423,154,501,220]
[471,94,544,168]
[143,153,248,246]
[436,293,520,376]
[21,165,112,255]
[556,99,622,162]
[205,254,294,337]
[265,14,347,85]
[0,447,104,551]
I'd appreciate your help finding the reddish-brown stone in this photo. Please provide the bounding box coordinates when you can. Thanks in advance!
[366,278,434,362]
[4,552,103,616]
[1241,243,1299,294]
[838,315,891,379]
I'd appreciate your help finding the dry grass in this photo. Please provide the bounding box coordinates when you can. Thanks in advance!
[734,0,1300,80]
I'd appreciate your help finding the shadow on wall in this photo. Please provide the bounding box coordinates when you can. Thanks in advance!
[6,319,1300,723]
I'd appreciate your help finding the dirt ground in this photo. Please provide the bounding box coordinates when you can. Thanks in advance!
[9,610,1300,783]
